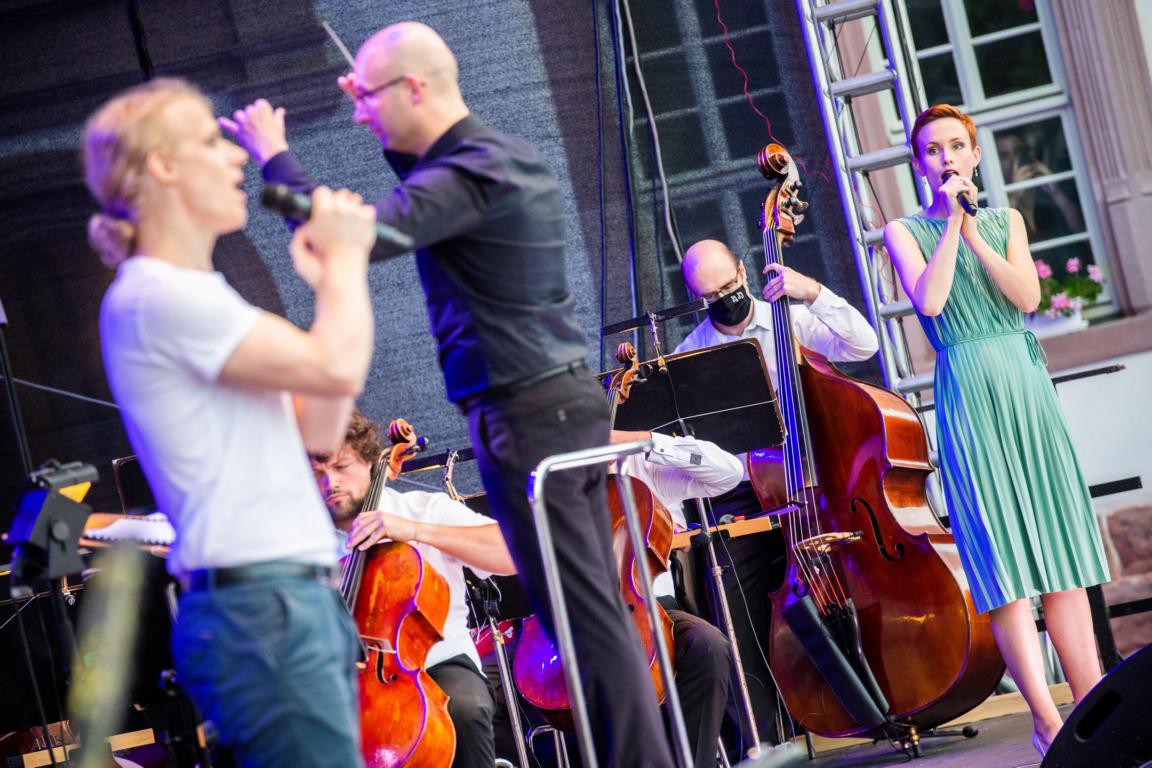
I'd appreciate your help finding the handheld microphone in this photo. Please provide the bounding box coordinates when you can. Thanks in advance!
[261,184,415,249]
[940,170,978,216]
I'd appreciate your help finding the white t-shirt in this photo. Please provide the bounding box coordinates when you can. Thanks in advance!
[339,486,497,672]
[100,257,338,576]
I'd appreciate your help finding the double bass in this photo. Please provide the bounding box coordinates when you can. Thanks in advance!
[511,343,676,730]
[748,145,1004,743]
[341,419,455,767]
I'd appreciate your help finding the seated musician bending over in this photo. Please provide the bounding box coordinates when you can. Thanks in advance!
[310,411,516,768]
[612,429,744,768]
[484,429,743,768]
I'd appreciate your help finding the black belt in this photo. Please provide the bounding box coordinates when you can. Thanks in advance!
[181,561,334,593]
[465,360,588,406]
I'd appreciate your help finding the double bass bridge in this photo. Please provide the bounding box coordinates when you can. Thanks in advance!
[795,531,863,555]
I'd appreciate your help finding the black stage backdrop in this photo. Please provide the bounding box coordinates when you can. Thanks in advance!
[0,0,877,526]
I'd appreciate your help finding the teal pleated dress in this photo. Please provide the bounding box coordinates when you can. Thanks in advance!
[898,207,1110,613]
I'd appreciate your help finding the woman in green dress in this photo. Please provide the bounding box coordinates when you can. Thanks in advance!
[883,104,1110,756]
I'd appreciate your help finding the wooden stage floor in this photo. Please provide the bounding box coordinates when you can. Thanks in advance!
[801,692,1074,768]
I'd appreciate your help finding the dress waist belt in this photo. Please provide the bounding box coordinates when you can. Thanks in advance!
[938,329,1047,367]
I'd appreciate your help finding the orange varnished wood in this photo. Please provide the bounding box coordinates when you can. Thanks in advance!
[344,420,455,767]
[752,350,1005,738]
[355,543,455,767]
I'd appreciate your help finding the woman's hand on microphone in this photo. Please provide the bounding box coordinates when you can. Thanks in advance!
[937,172,971,220]
[289,187,376,287]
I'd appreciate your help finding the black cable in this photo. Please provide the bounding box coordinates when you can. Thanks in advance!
[608,0,641,350]
[126,0,154,80]
[14,600,61,767]
[592,0,609,368]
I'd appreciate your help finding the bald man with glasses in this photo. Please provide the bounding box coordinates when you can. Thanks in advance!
[222,22,675,767]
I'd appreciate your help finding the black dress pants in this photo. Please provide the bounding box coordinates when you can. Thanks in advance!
[465,370,673,768]
[691,482,787,754]
[664,604,730,768]
[428,655,498,768]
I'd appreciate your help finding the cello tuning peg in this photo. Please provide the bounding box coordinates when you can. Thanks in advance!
[793,200,810,213]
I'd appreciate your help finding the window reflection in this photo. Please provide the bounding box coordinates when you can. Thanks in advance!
[995,120,1082,241]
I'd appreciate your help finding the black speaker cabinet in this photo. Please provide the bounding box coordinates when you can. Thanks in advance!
[1042,642,1152,767]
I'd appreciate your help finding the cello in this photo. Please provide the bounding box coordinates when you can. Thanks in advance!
[511,343,677,731]
[748,145,1004,744]
[341,419,456,767]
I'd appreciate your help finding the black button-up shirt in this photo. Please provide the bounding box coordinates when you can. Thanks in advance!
[263,115,587,403]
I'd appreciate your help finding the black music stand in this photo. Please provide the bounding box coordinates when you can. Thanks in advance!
[602,339,788,755]
[607,338,784,454]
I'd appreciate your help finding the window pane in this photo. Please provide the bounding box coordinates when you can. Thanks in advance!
[966,1,1039,38]
[1009,178,1086,242]
[994,118,1073,183]
[975,32,1052,97]
[631,0,682,52]
[695,0,766,34]
[631,51,692,115]
[1031,241,1104,308]
[907,0,949,49]
[917,51,962,105]
[706,32,778,101]
[720,93,794,163]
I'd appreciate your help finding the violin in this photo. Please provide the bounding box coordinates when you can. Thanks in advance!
[749,144,1003,739]
[340,419,456,768]
[511,343,676,730]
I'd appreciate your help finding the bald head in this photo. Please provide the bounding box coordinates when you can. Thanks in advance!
[682,239,742,297]
[357,22,460,98]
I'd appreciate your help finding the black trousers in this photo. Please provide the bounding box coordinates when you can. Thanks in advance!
[664,604,730,768]
[428,655,497,768]
[691,482,787,753]
[484,607,730,768]
[465,370,673,768]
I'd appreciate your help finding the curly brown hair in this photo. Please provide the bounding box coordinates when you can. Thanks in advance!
[311,410,384,465]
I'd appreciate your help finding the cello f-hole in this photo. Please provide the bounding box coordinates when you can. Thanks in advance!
[853,498,905,562]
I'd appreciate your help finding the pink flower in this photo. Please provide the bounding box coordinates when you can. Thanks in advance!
[1088,264,1103,283]
[1035,259,1052,279]
[1050,292,1070,310]
[1066,257,1082,274]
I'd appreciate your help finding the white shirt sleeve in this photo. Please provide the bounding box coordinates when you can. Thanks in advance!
[621,432,744,511]
[791,287,879,362]
[140,273,259,382]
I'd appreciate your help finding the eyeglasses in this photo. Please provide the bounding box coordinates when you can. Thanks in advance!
[353,75,407,102]
[698,273,743,304]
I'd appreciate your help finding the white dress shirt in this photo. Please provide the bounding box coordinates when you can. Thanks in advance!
[619,432,744,597]
[674,289,878,481]
[674,289,879,391]
[337,487,496,672]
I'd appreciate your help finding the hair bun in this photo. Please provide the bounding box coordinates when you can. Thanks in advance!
[88,213,135,269]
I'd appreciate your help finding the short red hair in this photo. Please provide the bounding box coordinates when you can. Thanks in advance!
[911,104,976,158]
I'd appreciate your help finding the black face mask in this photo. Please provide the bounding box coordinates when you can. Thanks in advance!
[706,284,753,328]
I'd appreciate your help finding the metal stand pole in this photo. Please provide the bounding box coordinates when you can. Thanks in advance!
[488,615,531,767]
[530,439,693,768]
[691,498,767,758]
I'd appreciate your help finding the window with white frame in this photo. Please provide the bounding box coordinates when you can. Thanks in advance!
[904,0,1114,321]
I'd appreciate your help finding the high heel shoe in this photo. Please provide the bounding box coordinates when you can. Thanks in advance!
[1032,729,1052,757]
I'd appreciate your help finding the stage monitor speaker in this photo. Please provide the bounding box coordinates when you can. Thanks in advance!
[1041,642,1152,767]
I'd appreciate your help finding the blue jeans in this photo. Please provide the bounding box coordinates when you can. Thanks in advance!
[171,576,362,767]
